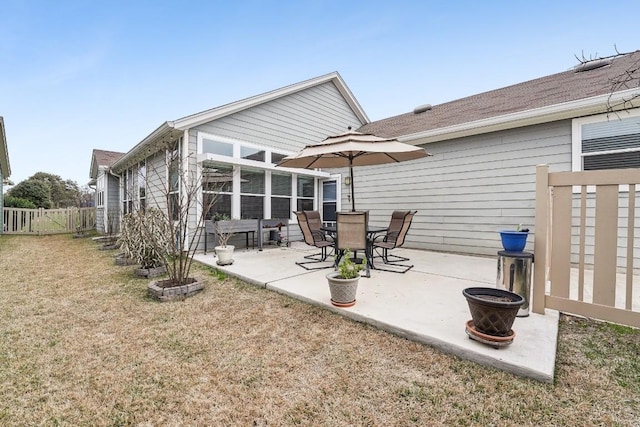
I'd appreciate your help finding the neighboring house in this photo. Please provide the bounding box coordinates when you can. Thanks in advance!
[0,117,11,233]
[93,72,368,247]
[89,149,125,234]
[355,50,640,259]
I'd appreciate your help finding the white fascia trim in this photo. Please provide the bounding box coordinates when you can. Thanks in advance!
[400,88,640,145]
[111,121,180,172]
[173,72,369,129]
[197,153,331,178]
[331,72,370,124]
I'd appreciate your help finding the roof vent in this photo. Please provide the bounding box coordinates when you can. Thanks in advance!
[413,104,432,114]
[574,58,612,73]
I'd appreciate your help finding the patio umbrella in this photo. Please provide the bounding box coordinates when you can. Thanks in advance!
[277,130,430,211]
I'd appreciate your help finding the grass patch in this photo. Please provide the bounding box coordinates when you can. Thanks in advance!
[0,235,638,425]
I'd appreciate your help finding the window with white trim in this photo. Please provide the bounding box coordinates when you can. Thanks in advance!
[240,167,265,219]
[297,175,314,211]
[572,109,640,171]
[168,140,181,221]
[96,174,104,207]
[197,132,323,221]
[202,163,233,220]
[271,172,292,218]
[139,161,146,211]
[122,168,134,214]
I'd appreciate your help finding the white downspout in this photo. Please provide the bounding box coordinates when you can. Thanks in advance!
[108,168,121,234]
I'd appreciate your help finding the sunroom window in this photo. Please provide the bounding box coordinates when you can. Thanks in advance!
[202,164,233,220]
[297,175,314,211]
[271,172,292,218]
[203,138,233,156]
[241,168,265,219]
[197,131,329,220]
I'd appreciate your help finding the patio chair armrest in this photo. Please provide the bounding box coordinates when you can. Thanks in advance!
[311,230,332,242]
[383,231,400,243]
[371,234,387,244]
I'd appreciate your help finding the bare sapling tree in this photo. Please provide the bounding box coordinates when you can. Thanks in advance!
[138,140,224,287]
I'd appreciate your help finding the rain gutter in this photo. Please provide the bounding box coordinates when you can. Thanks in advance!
[111,121,181,173]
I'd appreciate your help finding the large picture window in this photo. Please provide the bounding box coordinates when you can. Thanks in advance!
[197,131,326,221]
[572,110,640,171]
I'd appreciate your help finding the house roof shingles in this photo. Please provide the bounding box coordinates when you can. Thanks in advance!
[358,50,640,139]
[93,149,125,167]
[90,149,125,180]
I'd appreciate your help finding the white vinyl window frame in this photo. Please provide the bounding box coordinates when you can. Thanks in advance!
[96,171,105,208]
[196,131,330,222]
[572,108,640,172]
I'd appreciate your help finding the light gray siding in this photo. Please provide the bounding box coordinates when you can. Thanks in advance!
[351,120,573,256]
[194,81,362,153]
[144,150,169,212]
[96,207,104,232]
[106,173,121,234]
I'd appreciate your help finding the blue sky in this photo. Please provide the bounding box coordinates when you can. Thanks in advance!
[1,0,639,188]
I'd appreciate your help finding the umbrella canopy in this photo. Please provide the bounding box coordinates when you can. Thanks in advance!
[277,130,430,211]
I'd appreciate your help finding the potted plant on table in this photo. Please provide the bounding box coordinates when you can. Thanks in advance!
[214,215,237,266]
[326,249,367,308]
[499,224,530,252]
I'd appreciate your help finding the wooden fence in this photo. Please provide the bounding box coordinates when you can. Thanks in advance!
[3,207,96,235]
[533,165,640,328]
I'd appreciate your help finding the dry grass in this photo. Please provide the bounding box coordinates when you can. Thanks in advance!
[0,235,638,426]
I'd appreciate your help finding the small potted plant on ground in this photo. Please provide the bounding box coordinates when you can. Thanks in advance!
[326,249,366,307]
[499,224,530,252]
[214,215,236,266]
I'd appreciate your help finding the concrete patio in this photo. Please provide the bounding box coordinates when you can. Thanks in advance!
[194,242,559,383]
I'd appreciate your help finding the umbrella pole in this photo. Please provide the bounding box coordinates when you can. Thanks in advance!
[349,164,355,212]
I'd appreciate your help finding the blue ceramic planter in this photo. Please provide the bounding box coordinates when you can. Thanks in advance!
[499,231,528,252]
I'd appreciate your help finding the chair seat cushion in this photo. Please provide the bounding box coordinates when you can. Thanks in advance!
[316,241,334,248]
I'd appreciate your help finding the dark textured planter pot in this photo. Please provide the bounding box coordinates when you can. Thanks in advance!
[463,287,524,337]
[147,278,203,301]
